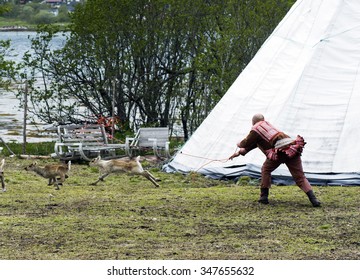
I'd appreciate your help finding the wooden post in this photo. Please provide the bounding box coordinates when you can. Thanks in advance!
[22,80,28,154]
[112,79,116,143]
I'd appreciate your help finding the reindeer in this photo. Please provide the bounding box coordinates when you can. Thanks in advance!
[89,156,160,187]
[25,161,71,190]
[0,159,6,192]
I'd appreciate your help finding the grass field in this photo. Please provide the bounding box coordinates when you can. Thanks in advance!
[0,156,359,260]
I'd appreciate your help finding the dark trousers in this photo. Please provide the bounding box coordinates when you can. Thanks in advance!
[261,154,312,193]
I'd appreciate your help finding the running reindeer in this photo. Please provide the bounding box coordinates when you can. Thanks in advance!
[89,156,160,187]
[25,161,71,190]
[0,159,5,192]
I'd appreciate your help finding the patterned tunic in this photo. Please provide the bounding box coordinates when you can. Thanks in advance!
[239,120,305,161]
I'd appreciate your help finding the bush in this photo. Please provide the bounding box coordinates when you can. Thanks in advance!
[31,10,56,25]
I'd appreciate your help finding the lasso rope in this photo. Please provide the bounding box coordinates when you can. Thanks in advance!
[179,147,239,172]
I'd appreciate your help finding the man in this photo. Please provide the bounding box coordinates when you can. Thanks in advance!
[229,113,321,207]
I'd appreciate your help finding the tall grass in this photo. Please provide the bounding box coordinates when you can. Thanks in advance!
[1,141,55,156]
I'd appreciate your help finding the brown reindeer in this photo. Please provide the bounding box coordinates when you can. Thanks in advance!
[0,159,5,192]
[25,161,71,190]
[89,156,160,187]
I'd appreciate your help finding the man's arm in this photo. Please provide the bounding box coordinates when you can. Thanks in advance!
[229,131,259,160]
[238,130,259,151]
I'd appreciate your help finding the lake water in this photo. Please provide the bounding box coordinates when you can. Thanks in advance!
[0,31,66,143]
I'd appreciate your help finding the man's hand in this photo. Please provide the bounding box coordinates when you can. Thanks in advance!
[229,152,239,160]
[229,148,247,160]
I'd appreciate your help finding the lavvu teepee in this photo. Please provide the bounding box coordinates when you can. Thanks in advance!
[164,0,360,185]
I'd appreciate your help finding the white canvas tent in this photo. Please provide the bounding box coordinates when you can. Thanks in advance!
[164,0,360,185]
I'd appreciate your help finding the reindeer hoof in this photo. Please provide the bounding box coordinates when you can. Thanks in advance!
[2,188,6,192]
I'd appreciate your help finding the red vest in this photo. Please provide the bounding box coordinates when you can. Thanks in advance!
[252,121,281,143]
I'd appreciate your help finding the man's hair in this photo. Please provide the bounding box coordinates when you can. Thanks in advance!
[252,113,265,125]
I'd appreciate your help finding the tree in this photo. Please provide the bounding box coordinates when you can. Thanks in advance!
[0,1,11,15]
[0,1,14,89]
[22,0,296,139]
[176,0,296,139]
[0,2,19,89]
[21,26,78,124]
[0,40,18,90]
[56,4,70,23]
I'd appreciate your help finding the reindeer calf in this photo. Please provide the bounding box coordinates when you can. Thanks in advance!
[89,156,160,187]
[0,159,6,192]
[25,161,71,190]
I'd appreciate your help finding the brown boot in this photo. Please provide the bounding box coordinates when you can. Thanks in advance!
[306,190,321,207]
[258,188,269,204]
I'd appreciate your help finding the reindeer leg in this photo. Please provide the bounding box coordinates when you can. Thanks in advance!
[1,176,6,192]
[58,174,65,186]
[90,173,110,186]
[48,178,54,186]
[141,171,160,188]
[54,180,60,190]
[53,174,65,190]
[146,170,161,182]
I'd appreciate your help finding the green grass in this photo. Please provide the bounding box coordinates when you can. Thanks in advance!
[0,157,359,260]
[1,142,55,156]
[0,18,30,27]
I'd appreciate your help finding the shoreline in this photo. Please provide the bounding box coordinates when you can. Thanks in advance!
[0,24,69,33]
[0,26,32,32]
